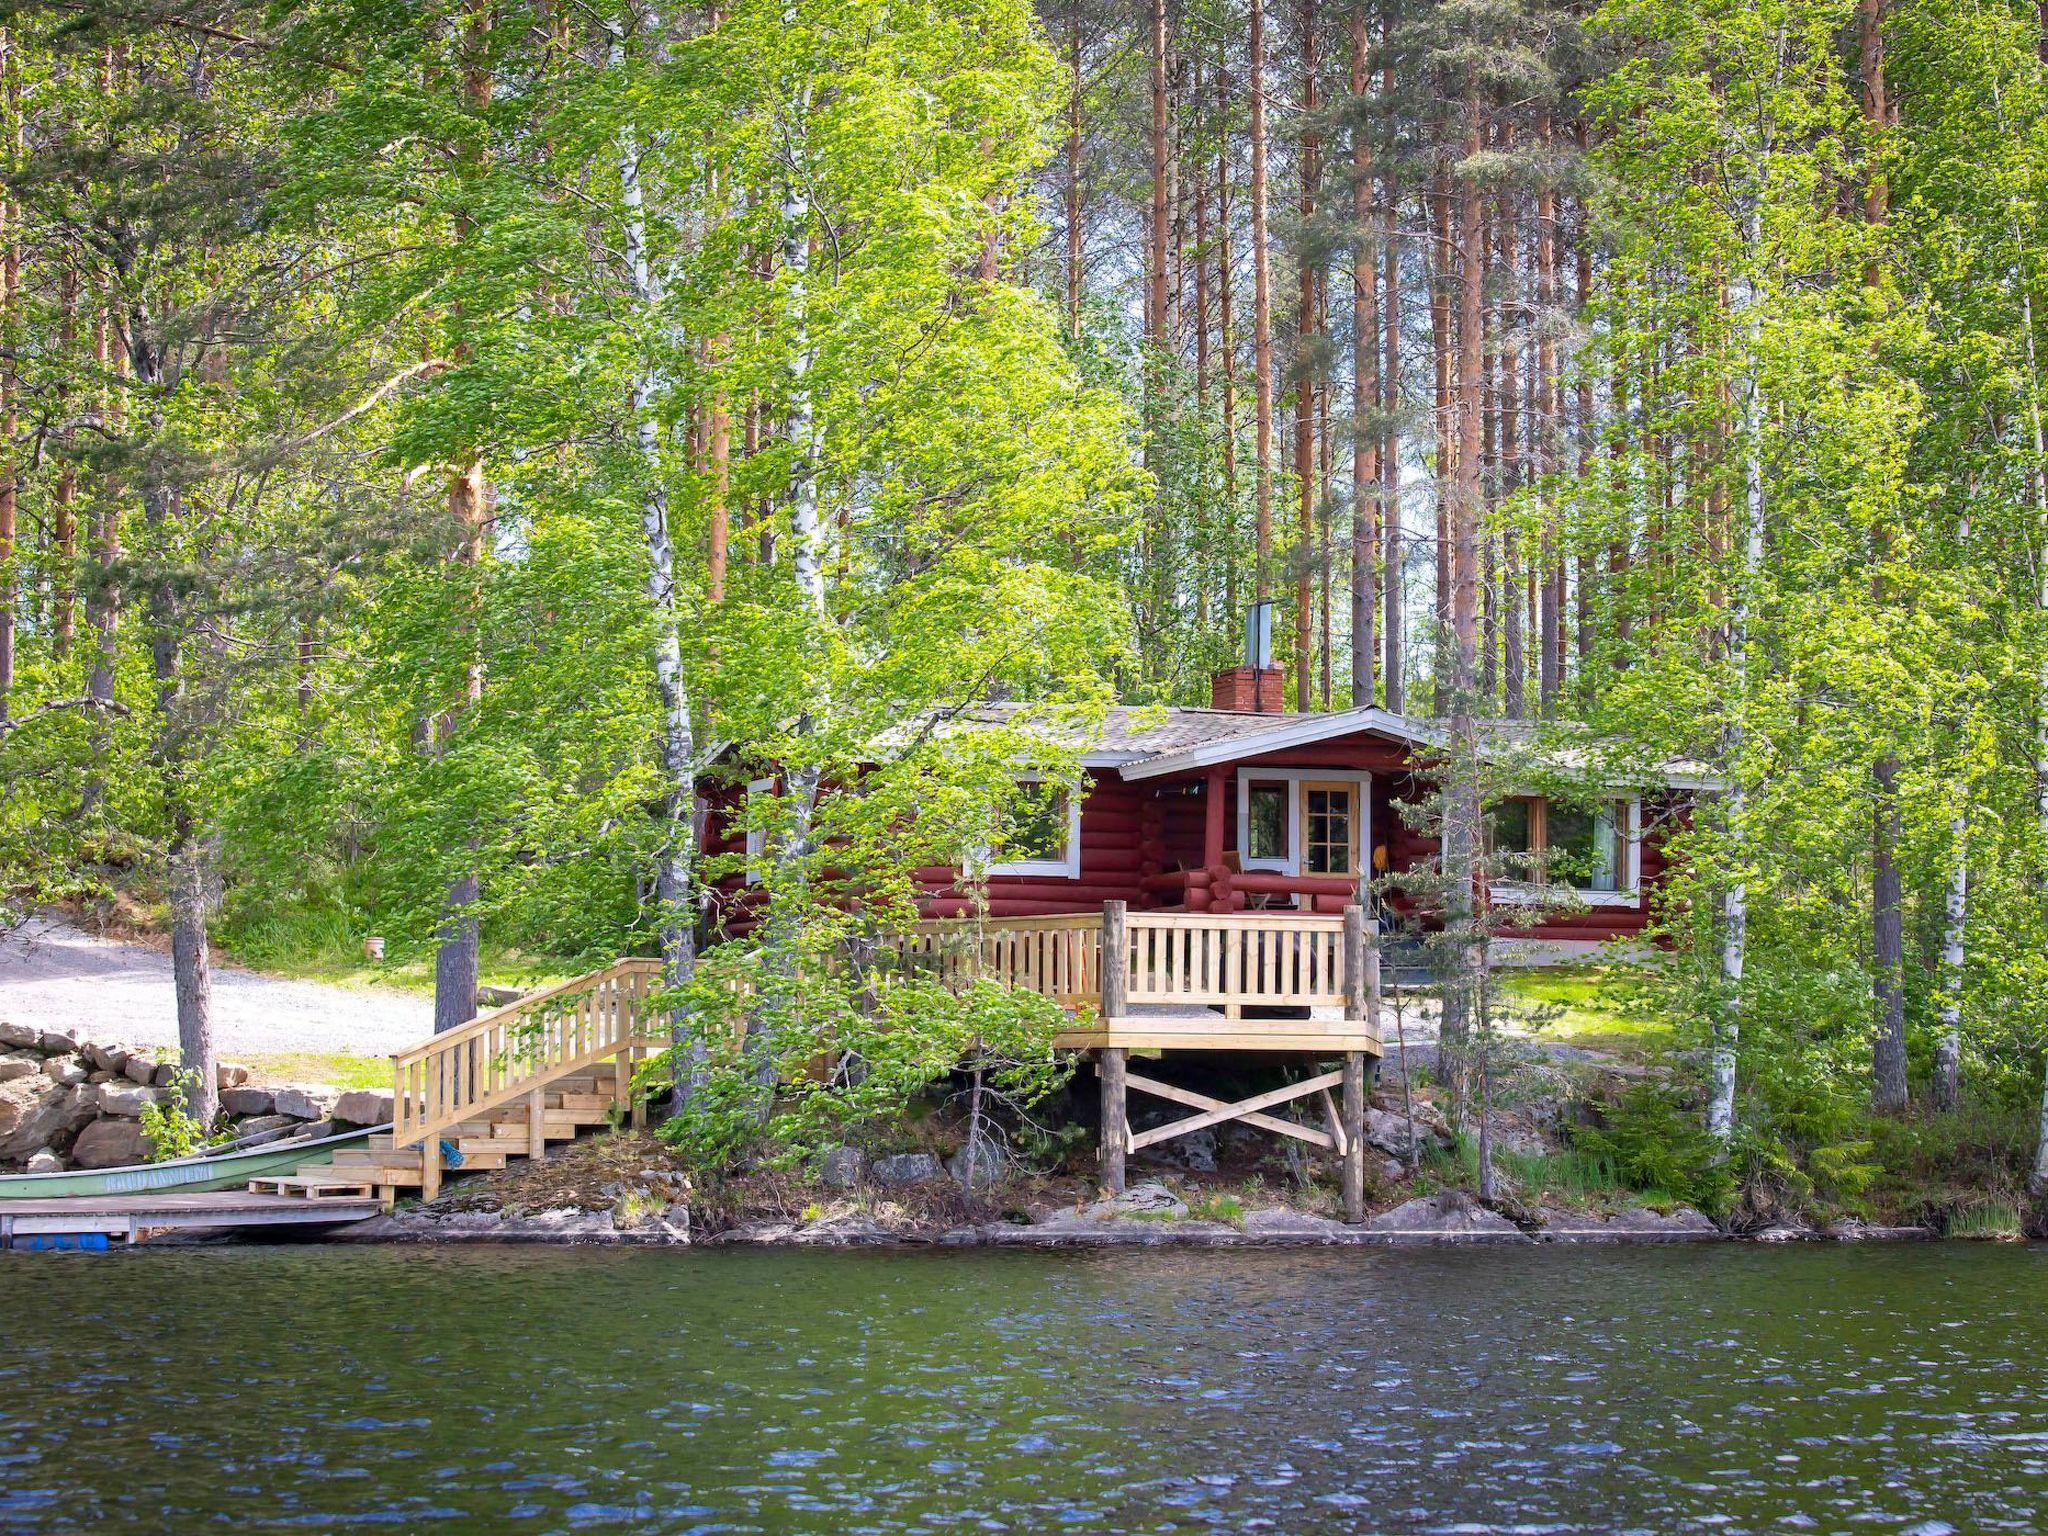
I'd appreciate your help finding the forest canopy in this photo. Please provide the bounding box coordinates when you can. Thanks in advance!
[4,0,2048,1197]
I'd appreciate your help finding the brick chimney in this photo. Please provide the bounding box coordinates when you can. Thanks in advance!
[1211,665,1290,714]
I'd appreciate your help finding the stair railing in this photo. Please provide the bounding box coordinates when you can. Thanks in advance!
[391,958,668,1152]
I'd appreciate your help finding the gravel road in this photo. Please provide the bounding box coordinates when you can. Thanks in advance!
[0,914,431,1057]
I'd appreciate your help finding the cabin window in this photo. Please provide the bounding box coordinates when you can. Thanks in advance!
[743,777,775,885]
[985,777,1082,879]
[1484,794,1638,902]
[1245,781,1290,865]
[1548,801,1627,894]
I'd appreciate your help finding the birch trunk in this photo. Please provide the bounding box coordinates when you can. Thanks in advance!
[1935,812,1967,1113]
[613,13,703,1106]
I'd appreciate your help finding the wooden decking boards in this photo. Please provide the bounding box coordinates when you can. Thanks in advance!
[0,1191,383,1247]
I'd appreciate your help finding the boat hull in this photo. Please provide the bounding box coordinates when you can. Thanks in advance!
[0,1129,372,1200]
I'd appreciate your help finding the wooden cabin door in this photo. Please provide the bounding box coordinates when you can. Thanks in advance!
[1299,782,1357,876]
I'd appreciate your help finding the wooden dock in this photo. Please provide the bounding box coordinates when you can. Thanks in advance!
[0,1191,383,1249]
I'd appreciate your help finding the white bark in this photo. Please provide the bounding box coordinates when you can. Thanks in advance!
[612,12,703,1104]
[1712,186,1768,1148]
[1935,811,1967,1112]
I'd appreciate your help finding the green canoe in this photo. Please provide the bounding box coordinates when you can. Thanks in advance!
[0,1125,376,1200]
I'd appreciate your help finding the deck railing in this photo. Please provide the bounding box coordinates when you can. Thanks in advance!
[889,903,1375,1027]
[391,958,668,1152]
[893,913,1102,1008]
[1122,910,1349,1015]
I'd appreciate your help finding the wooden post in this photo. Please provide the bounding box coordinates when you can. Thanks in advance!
[527,1088,545,1158]
[1342,1051,1367,1223]
[420,1136,442,1203]
[1343,904,1367,1021]
[1101,900,1128,1021]
[1363,912,1383,1038]
[1101,1047,1128,1195]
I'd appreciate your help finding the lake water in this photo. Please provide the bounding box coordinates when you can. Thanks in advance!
[4,1242,2045,1533]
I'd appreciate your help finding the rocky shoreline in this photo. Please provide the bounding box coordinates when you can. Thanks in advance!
[328,1184,1943,1250]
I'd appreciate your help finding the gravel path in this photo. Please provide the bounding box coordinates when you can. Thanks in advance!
[0,914,431,1057]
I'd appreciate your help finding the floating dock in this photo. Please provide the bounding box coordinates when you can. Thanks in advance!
[0,1191,382,1250]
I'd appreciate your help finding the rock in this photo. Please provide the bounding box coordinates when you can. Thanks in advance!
[36,1027,79,1057]
[1825,1217,1937,1242]
[70,1118,152,1169]
[152,1061,187,1089]
[234,1122,299,1146]
[83,1041,126,1074]
[331,1089,395,1128]
[1364,1193,1532,1244]
[216,1062,251,1089]
[93,1080,162,1118]
[948,1127,1011,1189]
[1242,1208,1349,1239]
[123,1054,160,1085]
[271,1085,338,1121]
[0,1052,41,1083]
[0,1079,95,1161]
[1539,1205,1722,1242]
[87,1070,114,1084]
[1362,1107,1428,1158]
[819,1145,867,1190]
[476,984,525,1008]
[870,1152,943,1189]
[1146,1127,1218,1174]
[41,1055,87,1086]
[219,1085,275,1117]
[1103,1180,1185,1217]
[25,1148,64,1174]
[297,1119,338,1143]
[1747,1220,1817,1243]
[0,1021,39,1050]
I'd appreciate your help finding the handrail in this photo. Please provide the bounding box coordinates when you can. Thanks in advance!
[390,958,668,1151]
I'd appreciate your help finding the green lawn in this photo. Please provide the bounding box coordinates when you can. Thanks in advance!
[1493,967,1671,1059]
[221,940,582,999]
[233,1049,391,1091]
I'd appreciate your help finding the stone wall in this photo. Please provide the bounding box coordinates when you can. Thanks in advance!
[0,1020,394,1174]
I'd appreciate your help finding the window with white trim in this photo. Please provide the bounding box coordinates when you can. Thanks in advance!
[743,777,774,885]
[1485,795,1640,905]
[984,777,1082,879]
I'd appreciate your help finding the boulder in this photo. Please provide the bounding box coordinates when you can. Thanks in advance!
[1539,1205,1722,1242]
[93,1081,161,1118]
[233,1122,299,1146]
[271,1085,338,1122]
[1242,1208,1349,1239]
[122,1054,160,1085]
[36,1027,79,1057]
[1364,1193,1531,1244]
[331,1089,395,1128]
[152,1062,187,1090]
[25,1148,64,1174]
[818,1145,867,1190]
[0,1053,41,1083]
[40,1055,87,1087]
[219,1085,275,1117]
[0,1021,39,1050]
[70,1117,151,1170]
[947,1127,1012,1189]
[1144,1127,1218,1174]
[870,1152,943,1189]
[1103,1180,1186,1217]
[1362,1107,1428,1158]
[83,1041,127,1074]
[0,1079,94,1161]
[216,1062,251,1089]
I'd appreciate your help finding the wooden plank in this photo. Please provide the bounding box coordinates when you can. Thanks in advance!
[1125,1069,1346,1151]
[1101,902,1128,1019]
[1121,1069,1339,1149]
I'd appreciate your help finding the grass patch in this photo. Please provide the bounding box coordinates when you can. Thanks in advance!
[1947,1201,2024,1241]
[1184,1191,1246,1226]
[235,1050,390,1091]
[1494,966,1671,1058]
[1494,1145,1629,1206]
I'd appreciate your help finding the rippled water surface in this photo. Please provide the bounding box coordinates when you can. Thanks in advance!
[5,1242,2048,1533]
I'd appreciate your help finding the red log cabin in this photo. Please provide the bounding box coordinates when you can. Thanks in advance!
[713,664,1701,962]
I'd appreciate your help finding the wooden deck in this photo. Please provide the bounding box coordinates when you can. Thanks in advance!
[0,1191,383,1248]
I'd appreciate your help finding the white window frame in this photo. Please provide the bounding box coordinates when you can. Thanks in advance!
[743,777,775,885]
[982,774,1084,880]
[1234,769,1373,880]
[1486,793,1642,909]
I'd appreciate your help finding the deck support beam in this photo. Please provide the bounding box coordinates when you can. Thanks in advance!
[1342,1052,1367,1222]
[1100,1047,1128,1194]
[420,1136,442,1204]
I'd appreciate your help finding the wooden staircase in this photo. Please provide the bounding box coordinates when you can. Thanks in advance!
[252,959,668,1209]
